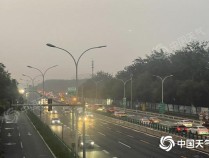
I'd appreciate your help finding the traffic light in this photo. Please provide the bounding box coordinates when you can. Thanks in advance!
[48,98,52,104]
[48,98,52,111]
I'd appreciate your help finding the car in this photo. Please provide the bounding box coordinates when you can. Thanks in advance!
[169,125,189,134]
[113,111,127,117]
[176,120,193,127]
[78,135,94,148]
[96,106,105,111]
[78,113,94,121]
[190,126,209,135]
[149,117,160,124]
[50,110,58,114]
[51,118,61,124]
[202,121,209,129]
[85,112,94,118]
[63,108,71,114]
[107,107,117,113]
[140,117,150,124]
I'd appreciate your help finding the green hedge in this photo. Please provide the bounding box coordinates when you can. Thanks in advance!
[27,111,74,158]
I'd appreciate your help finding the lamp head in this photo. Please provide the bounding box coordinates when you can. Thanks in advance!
[46,43,56,47]
[97,45,107,48]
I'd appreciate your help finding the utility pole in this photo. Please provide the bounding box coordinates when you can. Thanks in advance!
[91,60,94,78]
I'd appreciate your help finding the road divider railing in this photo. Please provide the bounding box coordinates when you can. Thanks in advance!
[93,111,209,153]
[121,108,202,124]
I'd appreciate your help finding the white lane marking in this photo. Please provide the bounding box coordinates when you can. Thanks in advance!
[20,142,23,148]
[5,128,14,130]
[98,132,106,136]
[94,144,100,148]
[140,140,150,144]
[118,141,131,148]
[100,122,108,125]
[27,132,32,136]
[127,134,134,138]
[19,133,21,137]
[145,133,156,138]
[103,150,109,154]
[112,157,118,158]
[7,133,12,137]
[4,142,16,145]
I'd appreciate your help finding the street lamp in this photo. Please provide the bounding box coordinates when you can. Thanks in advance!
[46,43,106,158]
[118,78,131,110]
[22,74,41,103]
[130,74,133,109]
[46,43,106,97]
[153,75,173,103]
[27,65,58,118]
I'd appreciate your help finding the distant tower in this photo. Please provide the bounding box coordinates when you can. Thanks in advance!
[91,59,94,78]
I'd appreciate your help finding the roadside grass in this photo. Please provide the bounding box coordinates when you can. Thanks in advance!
[27,111,74,158]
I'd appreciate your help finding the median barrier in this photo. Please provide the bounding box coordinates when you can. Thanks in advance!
[124,108,202,124]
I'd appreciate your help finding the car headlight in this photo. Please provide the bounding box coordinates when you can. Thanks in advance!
[52,121,55,123]
[81,142,84,146]
[90,142,94,145]
[57,120,60,123]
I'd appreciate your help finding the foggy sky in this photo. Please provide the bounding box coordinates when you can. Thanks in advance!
[1,0,209,88]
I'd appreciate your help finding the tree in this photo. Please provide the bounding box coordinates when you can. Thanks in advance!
[0,63,19,110]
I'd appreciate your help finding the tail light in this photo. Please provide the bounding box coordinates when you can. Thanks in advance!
[184,128,188,131]
[177,127,181,131]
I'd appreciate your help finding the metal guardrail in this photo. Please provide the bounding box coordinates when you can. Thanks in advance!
[122,108,203,124]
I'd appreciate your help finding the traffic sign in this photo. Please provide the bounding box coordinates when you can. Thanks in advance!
[68,87,76,96]
[159,103,166,114]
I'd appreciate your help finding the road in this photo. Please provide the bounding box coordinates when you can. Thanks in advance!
[1,110,55,158]
[41,106,209,158]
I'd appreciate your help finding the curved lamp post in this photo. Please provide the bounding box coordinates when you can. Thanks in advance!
[46,43,106,158]
[22,74,41,103]
[118,78,131,110]
[27,65,58,118]
[46,43,106,97]
[153,75,173,103]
